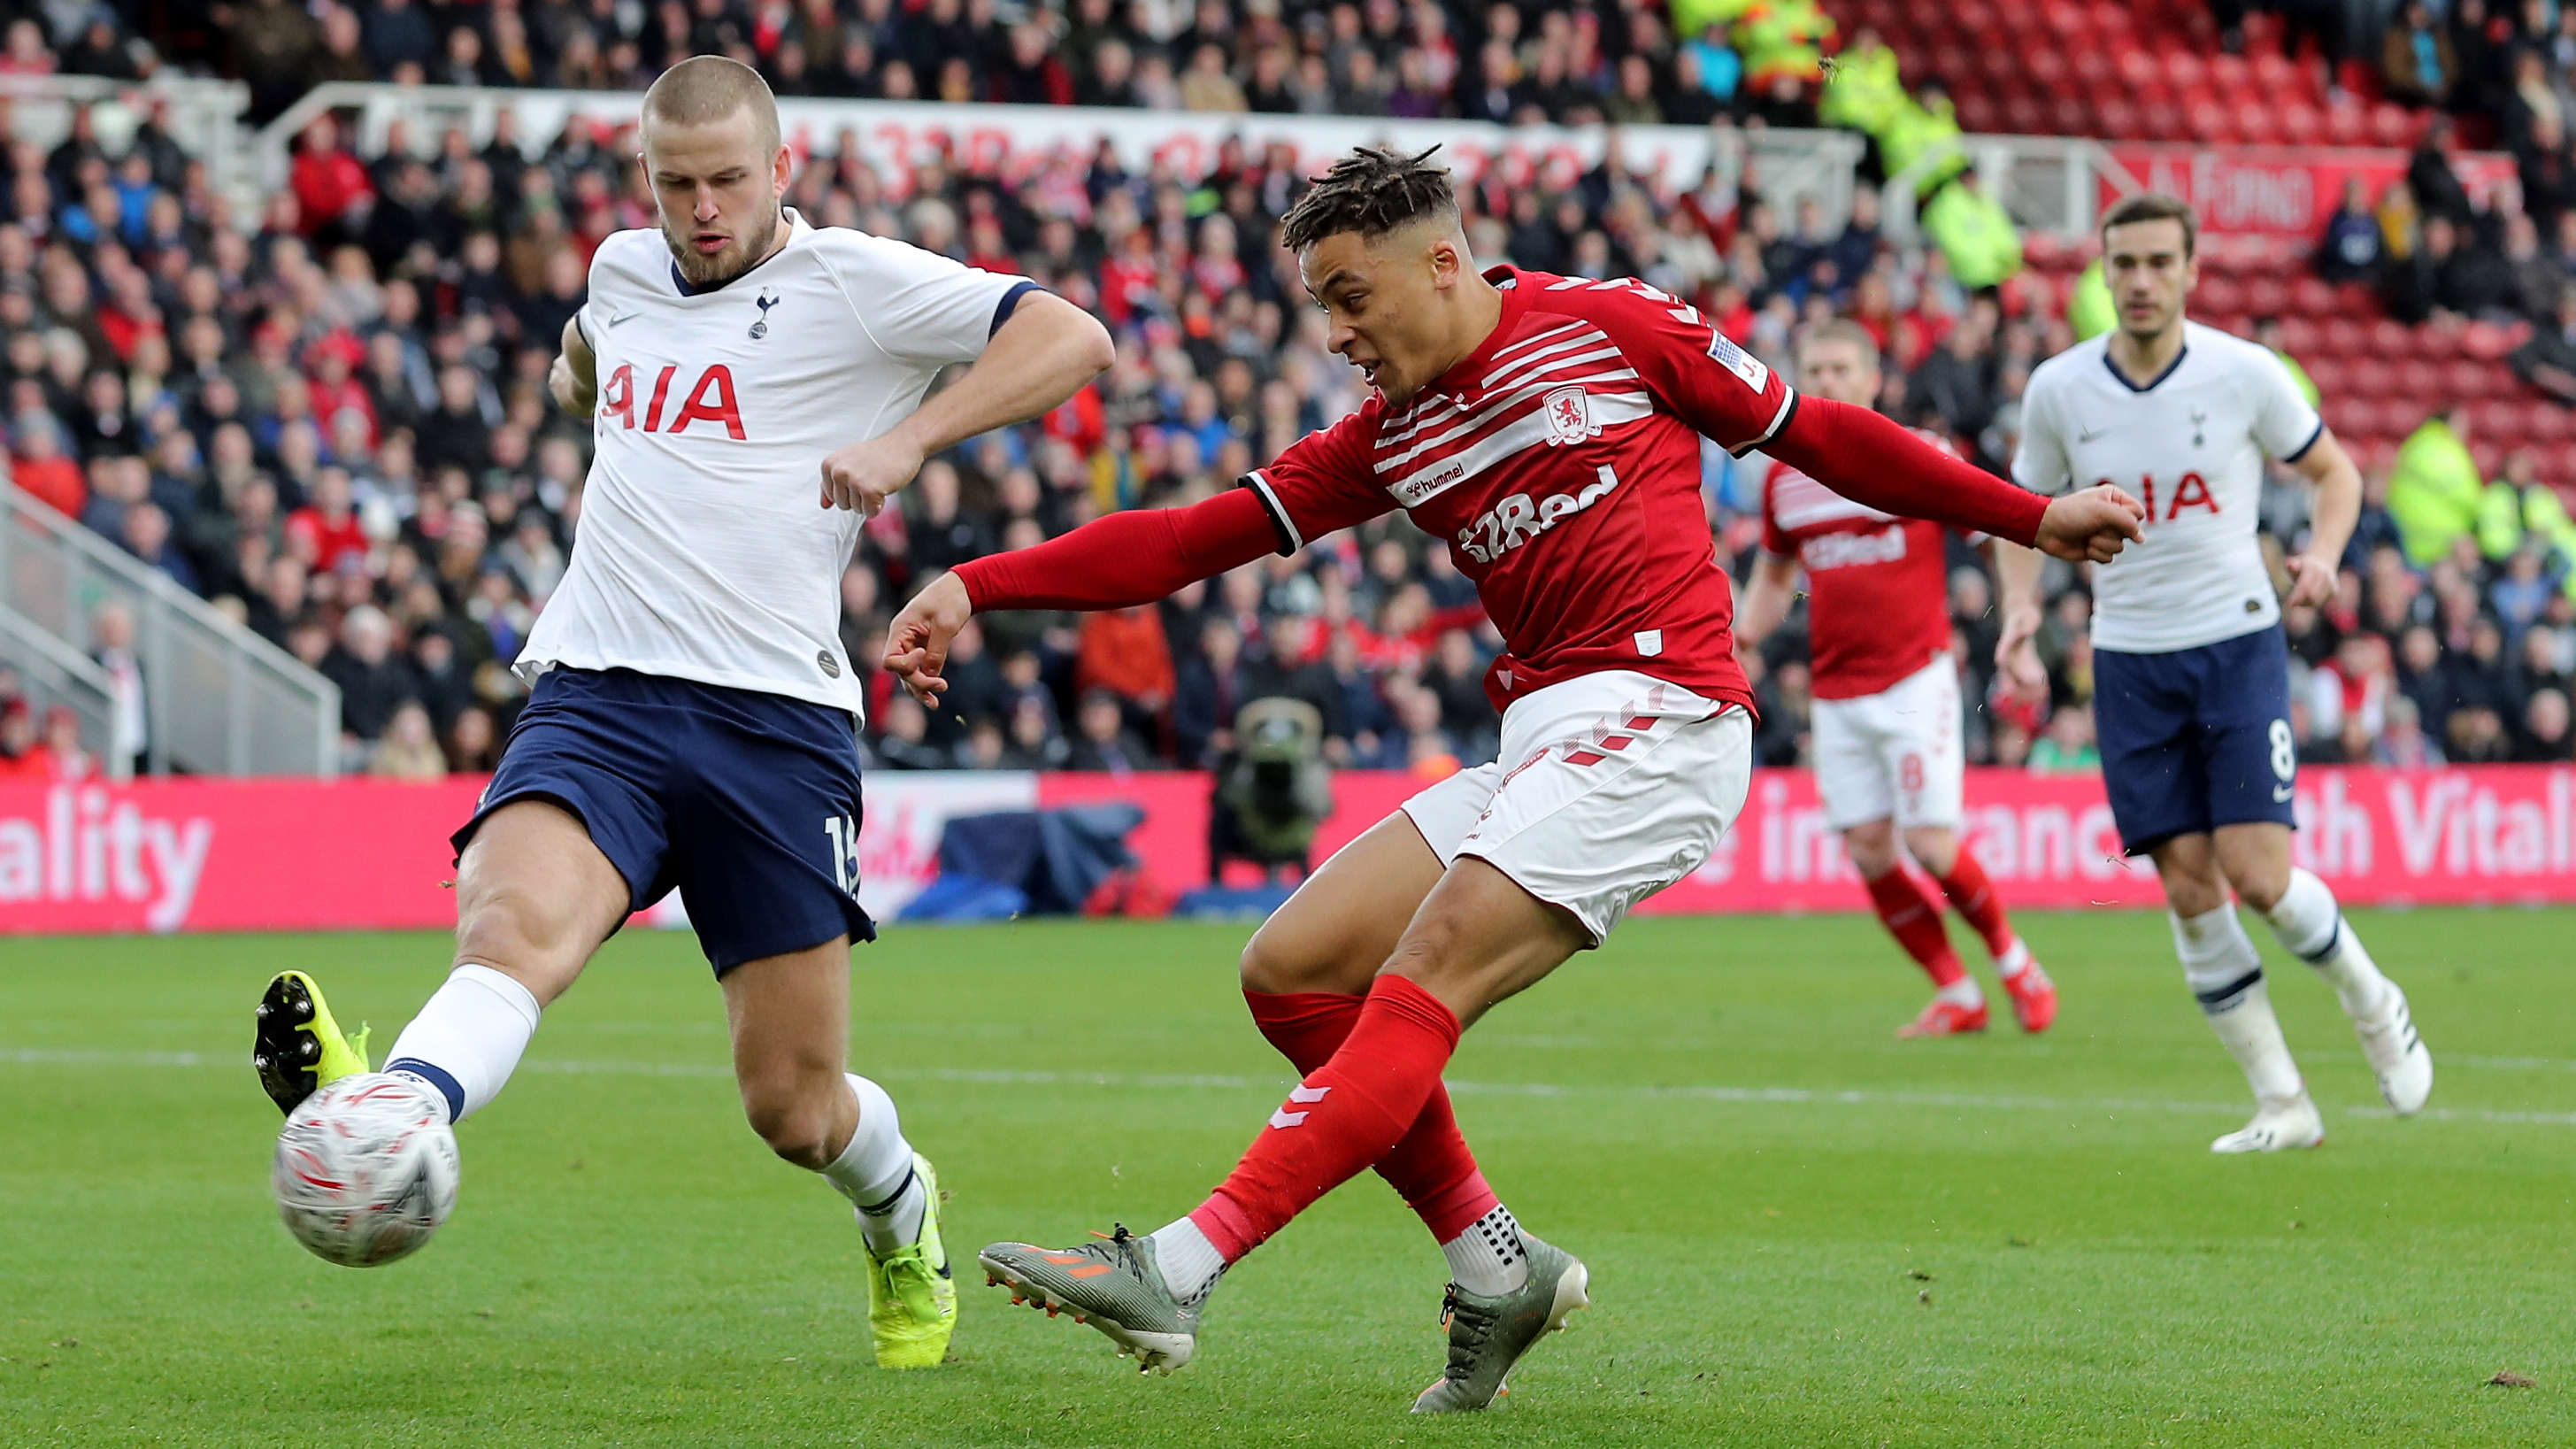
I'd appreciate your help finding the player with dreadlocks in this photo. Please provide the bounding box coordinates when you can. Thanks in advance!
[886,147,2147,1409]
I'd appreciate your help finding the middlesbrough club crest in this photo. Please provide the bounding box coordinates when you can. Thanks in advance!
[1542,384,1598,445]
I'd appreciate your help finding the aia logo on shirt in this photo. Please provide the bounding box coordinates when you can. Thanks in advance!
[1542,385,1598,445]
[596,363,747,439]
[2104,471,2219,523]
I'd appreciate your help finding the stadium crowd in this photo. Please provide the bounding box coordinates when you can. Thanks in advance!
[6,1,2576,784]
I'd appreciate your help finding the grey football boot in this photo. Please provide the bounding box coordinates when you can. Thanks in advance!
[1411,1231,1591,1413]
[980,1225,1201,1371]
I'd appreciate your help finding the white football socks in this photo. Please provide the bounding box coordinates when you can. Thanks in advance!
[1995,938,2034,979]
[383,963,542,1123]
[1147,1217,1226,1306]
[2172,906,2303,1103]
[1934,977,1986,1008]
[1443,1204,1532,1296]
[2259,867,2393,1020]
[821,1074,923,1253]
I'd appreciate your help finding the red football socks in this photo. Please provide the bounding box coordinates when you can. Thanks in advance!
[1865,867,1968,988]
[1935,852,2019,960]
[1191,975,1464,1260]
[1243,990,1499,1242]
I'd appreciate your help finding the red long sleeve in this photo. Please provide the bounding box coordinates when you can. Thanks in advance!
[1765,397,2050,547]
[952,485,1280,612]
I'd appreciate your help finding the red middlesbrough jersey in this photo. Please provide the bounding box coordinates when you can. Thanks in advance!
[1244,266,1793,713]
[1756,430,1968,700]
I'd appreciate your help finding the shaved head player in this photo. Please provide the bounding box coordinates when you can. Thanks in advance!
[249,58,1113,1368]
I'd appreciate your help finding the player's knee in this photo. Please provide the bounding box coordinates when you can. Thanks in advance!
[742,1085,836,1168]
[1842,821,1900,878]
[1903,829,1958,877]
[2232,870,2289,914]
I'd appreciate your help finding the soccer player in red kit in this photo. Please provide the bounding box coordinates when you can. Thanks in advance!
[1735,320,2057,1038]
[884,149,2143,1411]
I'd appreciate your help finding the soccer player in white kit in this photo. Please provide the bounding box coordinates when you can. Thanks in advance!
[1736,320,2056,1039]
[2000,194,2434,1152]
[247,58,1114,1363]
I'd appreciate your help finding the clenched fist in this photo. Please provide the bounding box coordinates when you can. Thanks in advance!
[2034,483,2148,564]
[820,429,928,517]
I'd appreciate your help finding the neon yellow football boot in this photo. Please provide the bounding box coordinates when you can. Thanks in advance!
[865,1152,958,1368]
[251,971,371,1115]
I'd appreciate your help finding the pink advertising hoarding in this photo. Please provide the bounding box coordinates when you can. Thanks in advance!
[5,767,2575,936]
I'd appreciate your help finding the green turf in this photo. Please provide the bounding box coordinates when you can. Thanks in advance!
[4,909,2572,1446]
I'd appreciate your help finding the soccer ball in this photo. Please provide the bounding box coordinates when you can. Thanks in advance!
[272,1072,460,1268]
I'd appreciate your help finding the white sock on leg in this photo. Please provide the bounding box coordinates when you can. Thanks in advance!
[382,963,542,1123]
[2258,867,2391,1019]
[1442,1204,1531,1296]
[2172,906,2303,1103]
[1147,1217,1226,1306]
[821,1074,921,1253]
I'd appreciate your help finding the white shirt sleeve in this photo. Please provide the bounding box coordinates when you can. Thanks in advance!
[827,234,1029,368]
[2248,346,2326,461]
[2011,370,2072,496]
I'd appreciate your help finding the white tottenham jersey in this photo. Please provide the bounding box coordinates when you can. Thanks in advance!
[521,210,1027,717]
[2012,320,2322,654]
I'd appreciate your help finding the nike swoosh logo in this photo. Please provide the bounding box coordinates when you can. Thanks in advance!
[2273,785,2295,802]
[604,310,639,329]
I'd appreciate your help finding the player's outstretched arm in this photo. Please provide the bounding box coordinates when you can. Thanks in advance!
[1767,397,2145,557]
[883,488,1279,703]
[821,293,1114,515]
[2282,429,2361,608]
[549,316,596,420]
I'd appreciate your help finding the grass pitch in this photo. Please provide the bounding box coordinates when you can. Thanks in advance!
[4,908,2574,1447]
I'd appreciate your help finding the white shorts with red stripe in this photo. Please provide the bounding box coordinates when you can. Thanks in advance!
[1809,652,1965,832]
[1399,669,1752,945]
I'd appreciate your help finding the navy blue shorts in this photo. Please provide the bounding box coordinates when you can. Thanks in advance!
[452,667,877,975]
[2093,626,2299,856]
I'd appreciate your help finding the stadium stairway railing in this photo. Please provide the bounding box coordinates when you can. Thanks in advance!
[0,599,120,781]
[0,482,340,778]
[0,75,253,218]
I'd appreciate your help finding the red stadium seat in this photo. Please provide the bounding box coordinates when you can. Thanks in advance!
[2325,395,2376,438]
[2195,275,2246,315]
[2461,320,2522,359]
[2277,316,2322,354]
[2187,97,2236,143]
[2072,47,2115,90]
[1931,44,1972,84]
[2094,96,2143,136]
[2472,441,2503,477]
[2249,50,2302,95]
[1976,46,2022,88]
[2333,281,2381,316]
[1953,0,1995,37]
[2141,98,2185,137]
[2165,50,2208,90]
[2049,96,2092,135]
[2289,276,2337,318]
[2004,94,2049,134]
[2277,104,2324,147]
[2349,358,2397,397]
[2234,102,2285,145]
[2210,52,2253,95]
[2372,104,2420,148]
[1957,92,2002,132]
[2116,47,2160,89]
[2090,0,2135,42]
[2396,357,2445,398]
[2323,318,2368,355]
[2472,398,2528,443]
[2026,49,2071,94]
[2448,358,2497,398]
[2530,405,2571,444]
[2242,276,2291,318]
[2373,319,2419,354]
[2303,356,2351,397]
[2325,101,2370,146]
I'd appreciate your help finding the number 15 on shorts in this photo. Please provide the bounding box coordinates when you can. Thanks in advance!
[823,813,863,898]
